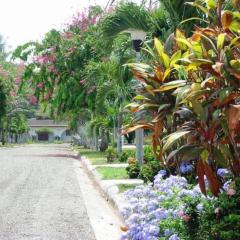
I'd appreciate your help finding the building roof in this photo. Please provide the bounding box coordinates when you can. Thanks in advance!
[28,118,68,127]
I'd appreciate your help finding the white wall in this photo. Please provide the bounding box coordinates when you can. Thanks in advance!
[28,126,71,142]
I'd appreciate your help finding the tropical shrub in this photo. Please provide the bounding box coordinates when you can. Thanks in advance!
[197,177,240,240]
[118,149,135,162]
[143,145,156,162]
[105,146,117,162]
[126,157,141,179]
[124,0,240,196]
[139,160,161,182]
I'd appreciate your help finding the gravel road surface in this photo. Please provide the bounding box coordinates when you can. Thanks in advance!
[0,144,96,240]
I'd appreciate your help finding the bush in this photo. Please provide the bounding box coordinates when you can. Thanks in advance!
[196,178,240,240]
[121,173,240,240]
[105,146,117,163]
[118,150,135,163]
[126,157,140,179]
[143,145,156,162]
[139,159,162,182]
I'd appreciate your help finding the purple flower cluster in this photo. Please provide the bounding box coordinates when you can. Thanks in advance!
[121,172,202,240]
[180,162,194,174]
[217,168,229,178]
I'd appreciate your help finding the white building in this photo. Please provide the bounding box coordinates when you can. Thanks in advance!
[28,118,72,142]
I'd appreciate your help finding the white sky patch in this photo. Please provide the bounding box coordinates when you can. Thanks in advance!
[0,0,107,51]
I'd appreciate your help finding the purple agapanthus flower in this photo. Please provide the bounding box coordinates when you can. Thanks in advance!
[180,162,194,174]
[217,168,229,178]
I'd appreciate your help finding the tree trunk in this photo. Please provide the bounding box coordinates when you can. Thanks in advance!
[99,128,108,152]
[117,112,123,154]
[1,129,5,145]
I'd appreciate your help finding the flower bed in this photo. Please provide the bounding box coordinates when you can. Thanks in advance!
[120,171,240,240]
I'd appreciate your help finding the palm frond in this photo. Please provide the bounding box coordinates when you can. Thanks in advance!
[101,2,152,39]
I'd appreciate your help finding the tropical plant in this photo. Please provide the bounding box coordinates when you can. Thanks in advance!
[124,0,240,196]
[105,146,117,162]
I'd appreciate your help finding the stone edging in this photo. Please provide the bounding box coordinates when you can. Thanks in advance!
[72,148,143,221]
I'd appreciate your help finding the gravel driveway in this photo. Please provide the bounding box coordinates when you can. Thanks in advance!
[0,144,96,240]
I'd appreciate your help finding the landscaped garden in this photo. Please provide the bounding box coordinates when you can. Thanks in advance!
[1,0,240,239]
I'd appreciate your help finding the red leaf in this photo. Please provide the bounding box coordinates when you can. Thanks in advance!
[122,124,154,135]
[204,163,220,197]
[197,160,207,195]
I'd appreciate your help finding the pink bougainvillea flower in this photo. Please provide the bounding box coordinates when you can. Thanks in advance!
[15,76,21,85]
[80,79,85,85]
[44,91,52,101]
[227,188,236,196]
[29,95,38,105]
[178,211,185,217]
[37,83,43,89]
[87,86,96,94]
[182,215,190,222]
[48,65,58,74]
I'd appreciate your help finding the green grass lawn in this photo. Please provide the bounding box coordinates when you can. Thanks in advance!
[96,167,128,180]
[77,147,126,165]
[77,147,107,165]
[118,184,136,193]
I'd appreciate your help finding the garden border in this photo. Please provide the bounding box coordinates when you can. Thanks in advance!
[72,147,143,222]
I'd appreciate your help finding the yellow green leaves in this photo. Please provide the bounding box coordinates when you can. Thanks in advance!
[133,95,150,101]
[230,60,240,71]
[154,80,187,92]
[217,33,226,50]
[206,0,216,9]
[170,50,182,67]
[186,1,213,19]
[154,37,164,55]
[162,131,190,152]
[200,149,209,162]
[154,38,170,68]
[176,29,191,51]
[191,83,201,91]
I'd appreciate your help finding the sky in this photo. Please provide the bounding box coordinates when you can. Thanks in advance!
[0,0,107,51]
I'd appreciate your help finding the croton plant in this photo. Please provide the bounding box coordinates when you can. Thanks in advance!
[124,0,240,196]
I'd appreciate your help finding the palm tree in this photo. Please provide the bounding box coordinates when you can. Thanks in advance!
[101,1,202,41]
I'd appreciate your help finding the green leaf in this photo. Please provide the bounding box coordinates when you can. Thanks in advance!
[154,38,170,68]
[167,145,201,163]
[186,2,214,19]
[206,0,217,9]
[155,80,187,92]
[176,38,192,49]
[161,53,170,68]
[125,103,139,108]
[200,149,209,162]
[191,100,206,121]
[217,33,226,50]
[154,38,164,56]
[134,95,150,101]
[229,19,240,33]
[170,50,182,67]
[158,104,171,112]
[162,131,190,152]
[139,103,159,110]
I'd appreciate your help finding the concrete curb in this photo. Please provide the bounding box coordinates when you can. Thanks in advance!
[72,149,143,220]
